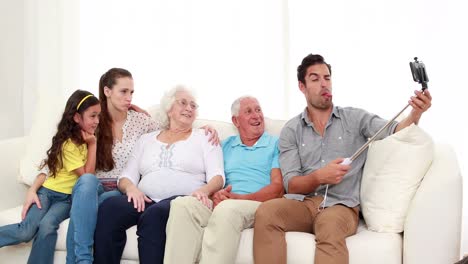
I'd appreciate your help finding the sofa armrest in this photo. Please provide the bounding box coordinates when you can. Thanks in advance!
[0,136,28,211]
[404,143,462,264]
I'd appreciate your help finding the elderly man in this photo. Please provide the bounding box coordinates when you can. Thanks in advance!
[164,96,284,264]
[253,53,432,264]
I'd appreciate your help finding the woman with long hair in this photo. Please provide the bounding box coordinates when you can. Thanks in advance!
[66,69,219,264]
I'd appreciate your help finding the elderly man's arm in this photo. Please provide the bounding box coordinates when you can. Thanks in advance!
[395,89,432,132]
[228,168,283,202]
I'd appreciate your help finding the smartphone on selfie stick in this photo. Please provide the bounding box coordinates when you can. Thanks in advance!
[410,57,429,91]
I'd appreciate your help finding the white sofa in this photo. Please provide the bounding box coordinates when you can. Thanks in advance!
[0,118,463,264]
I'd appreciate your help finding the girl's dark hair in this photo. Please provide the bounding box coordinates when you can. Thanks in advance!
[41,90,99,177]
[96,68,133,171]
[297,54,332,84]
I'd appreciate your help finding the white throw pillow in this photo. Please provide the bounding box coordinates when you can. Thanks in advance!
[360,124,433,233]
[19,92,66,185]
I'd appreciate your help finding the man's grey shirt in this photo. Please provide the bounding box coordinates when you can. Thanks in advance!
[279,106,398,208]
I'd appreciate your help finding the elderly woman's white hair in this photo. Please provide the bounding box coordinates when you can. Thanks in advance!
[155,85,197,129]
[231,95,258,116]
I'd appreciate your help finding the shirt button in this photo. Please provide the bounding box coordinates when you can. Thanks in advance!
[321,160,325,163]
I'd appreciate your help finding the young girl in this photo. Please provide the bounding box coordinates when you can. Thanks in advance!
[0,90,100,264]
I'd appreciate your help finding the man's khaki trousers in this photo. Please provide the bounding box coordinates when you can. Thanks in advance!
[164,196,261,264]
[253,196,359,264]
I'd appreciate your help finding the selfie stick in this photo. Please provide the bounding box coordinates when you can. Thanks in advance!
[321,102,412,209]
[340,103,411,165]
[342,57,429,165]
[321,58,429,209]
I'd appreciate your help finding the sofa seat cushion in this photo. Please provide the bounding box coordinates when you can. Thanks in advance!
[0,207,402,263]
[236,221,402,264]
[0,206,69,251]
[0,206,139,260]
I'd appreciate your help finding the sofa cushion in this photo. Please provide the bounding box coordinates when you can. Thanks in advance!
[0,206,402,264]
[193,119,238,141]
[151,103,286,141]
[194,118,286,141]
[235,222,402,264]
[18,102,283,186]
[0,205,68,251]
[0,205,140,261]
[19,92,66,186]
[360,124,434,233]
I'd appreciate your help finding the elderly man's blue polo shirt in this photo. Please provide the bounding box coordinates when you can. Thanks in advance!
[221,132,280,194]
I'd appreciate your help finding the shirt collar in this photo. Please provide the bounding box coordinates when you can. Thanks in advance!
[331,106,341,118]
[301,105,341,126]
[230,132,270,149]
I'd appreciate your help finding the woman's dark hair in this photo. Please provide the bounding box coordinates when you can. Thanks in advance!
[96,68,133,171]
[41,90,99,177]
[297,54,332,84]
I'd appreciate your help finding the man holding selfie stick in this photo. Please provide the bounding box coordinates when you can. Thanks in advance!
[253,53,432,264]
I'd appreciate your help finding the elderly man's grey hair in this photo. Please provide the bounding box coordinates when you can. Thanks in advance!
[231,95,258,116]
[155,85,196,129]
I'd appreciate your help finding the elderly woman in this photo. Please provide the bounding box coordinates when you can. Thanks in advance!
[93,86,225,264]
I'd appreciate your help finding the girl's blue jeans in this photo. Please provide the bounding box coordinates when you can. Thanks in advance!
[0,186,71,264]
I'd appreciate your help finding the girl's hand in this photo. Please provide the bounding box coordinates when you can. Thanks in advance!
[126,185,152,212]
[21,189,42,220]
[81,130,97,145]
[200,125,220,146]
[191,190,213,209]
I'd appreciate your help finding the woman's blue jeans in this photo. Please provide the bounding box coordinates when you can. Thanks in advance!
[66,174,121,264]
[0,187,71,264]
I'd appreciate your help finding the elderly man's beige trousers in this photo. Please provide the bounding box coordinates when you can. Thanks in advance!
[164,196,261,264]
[253,196,359,264]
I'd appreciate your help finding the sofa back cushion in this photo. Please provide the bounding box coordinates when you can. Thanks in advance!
[19,103,286,186]
[360,124,434,233]
[193,118,286,141]
[148,104,286,140]
[19,93,65,185]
